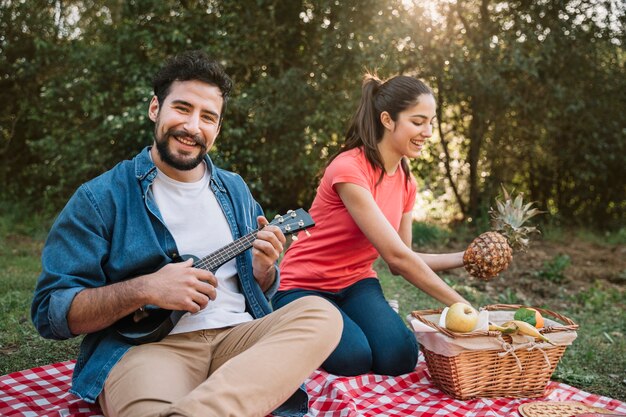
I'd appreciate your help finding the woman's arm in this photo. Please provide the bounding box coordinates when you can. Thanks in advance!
[398,213,465,271]
[336,183,468,307]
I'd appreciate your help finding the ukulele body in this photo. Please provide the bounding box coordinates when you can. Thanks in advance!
[115,254,200,344]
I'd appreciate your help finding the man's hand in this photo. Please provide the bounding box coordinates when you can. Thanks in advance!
[67,258,218,335]
[145,258,218,313]
[252,216,286,291]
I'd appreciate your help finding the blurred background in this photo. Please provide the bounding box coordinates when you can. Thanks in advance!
[1,0,624,229]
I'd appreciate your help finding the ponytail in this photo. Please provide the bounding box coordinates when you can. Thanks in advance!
[327,74,385,178]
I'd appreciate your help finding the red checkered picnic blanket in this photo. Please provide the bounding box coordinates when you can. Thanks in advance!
[1,356,625,417]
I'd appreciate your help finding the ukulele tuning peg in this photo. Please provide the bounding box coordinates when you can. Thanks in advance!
[304,229,311,237]
[291,235,298,241]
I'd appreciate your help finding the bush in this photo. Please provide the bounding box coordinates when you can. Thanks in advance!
[411,222,450,248]
[535,254,572,284]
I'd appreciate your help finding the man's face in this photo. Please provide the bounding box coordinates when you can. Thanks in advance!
[149,80,223,172]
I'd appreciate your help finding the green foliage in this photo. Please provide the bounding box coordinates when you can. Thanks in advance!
[496,287,524,305]
[571,281,624,313]
[535,254,572,284]
[0,201,51,240]
[552,284,626,399]
[411,221,450,248]
[513,307,539,327]
[404,0,626,227]
[576,227,626,246]
[0,0,624,228]
[0,218,82,374]
[540,223,568,243]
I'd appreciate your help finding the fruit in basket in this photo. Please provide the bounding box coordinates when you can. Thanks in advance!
[501,320,555,345]
[445,302,478,332]
[488,323,517,334]
[514,307,544,328]
[463,185,543,280]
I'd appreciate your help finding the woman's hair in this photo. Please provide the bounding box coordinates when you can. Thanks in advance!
[328,73,434,184]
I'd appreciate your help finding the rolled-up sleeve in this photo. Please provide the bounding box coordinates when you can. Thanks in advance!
[31,184,110,340]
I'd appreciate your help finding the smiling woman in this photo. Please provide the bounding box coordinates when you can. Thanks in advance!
[272,72,473,378]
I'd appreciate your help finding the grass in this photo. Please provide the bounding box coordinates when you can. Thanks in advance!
[1,216,624,402]
[553,282,626,398]
[0,216,83,374]
[542,223,626,246]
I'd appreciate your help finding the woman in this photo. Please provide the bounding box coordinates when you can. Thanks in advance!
[273,73,471,377]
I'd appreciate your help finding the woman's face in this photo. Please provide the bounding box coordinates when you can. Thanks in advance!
[383,93,437,160]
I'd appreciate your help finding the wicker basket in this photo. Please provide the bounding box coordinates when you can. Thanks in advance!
[411,304,578,400]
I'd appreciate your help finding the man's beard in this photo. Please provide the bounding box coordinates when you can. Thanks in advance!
[154,127,208,171]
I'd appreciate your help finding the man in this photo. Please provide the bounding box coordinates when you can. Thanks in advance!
[31,50,342,417]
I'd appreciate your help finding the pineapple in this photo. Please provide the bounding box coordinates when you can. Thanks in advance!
[463,186,543,280]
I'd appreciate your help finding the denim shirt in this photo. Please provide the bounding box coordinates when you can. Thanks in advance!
[31,147,307,416]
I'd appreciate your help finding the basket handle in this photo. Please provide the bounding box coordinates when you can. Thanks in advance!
[410,308,496,339]
[411,304,578,338]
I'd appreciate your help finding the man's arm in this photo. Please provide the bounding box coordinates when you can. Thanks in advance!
[33,182,221,338]
[67,259,218,335]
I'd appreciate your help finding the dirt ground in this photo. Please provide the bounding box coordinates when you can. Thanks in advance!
[445,234,626,311]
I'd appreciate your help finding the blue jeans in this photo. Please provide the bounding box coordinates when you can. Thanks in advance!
[272,278,419,376]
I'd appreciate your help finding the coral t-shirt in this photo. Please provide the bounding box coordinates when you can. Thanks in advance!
[279,147,417,292]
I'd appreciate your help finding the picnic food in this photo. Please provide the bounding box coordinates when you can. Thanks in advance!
[514,307,545,328]
[501,320,555,345]
[488,322,516,334]
[445,302,478,332]
[463,186,542,280]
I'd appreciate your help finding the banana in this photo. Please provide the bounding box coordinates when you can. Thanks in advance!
[501,320,556,345]
[488,323,517,334]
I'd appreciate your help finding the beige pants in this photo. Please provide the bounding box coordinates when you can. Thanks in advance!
[99,296,342,417]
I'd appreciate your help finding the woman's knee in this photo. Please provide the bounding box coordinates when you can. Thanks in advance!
[372,336,419,376]
[322,342,373,376]
[321,316,375,376]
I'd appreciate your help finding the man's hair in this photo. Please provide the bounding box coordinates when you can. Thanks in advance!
[152,50,233,121]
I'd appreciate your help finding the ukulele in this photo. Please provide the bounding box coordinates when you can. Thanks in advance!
[115,208,314,344]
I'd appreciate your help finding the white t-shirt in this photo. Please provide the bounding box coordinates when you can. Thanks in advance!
[151,163,253,333]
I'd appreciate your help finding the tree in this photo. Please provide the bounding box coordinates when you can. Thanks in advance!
[1,0,624,227]
[397,0,625,226]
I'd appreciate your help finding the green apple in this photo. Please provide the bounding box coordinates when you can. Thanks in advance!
[445,302,479,332]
